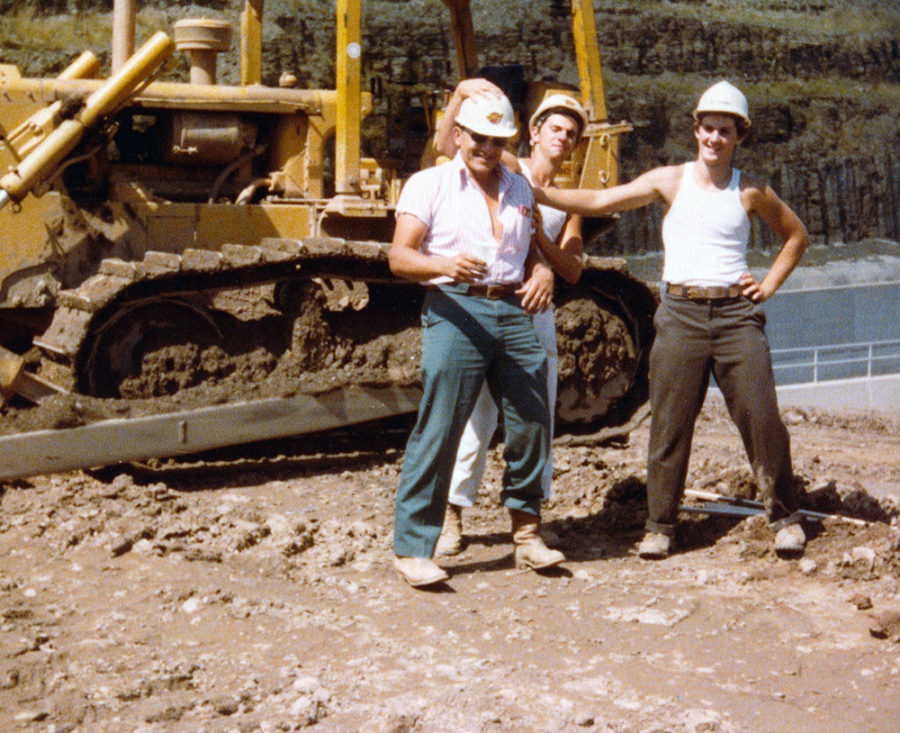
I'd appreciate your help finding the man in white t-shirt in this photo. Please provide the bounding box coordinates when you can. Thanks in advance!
[389,92,565,588]
[431,81,587,557]
[537,81,810,559]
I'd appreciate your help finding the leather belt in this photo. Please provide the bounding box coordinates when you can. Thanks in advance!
[464,282,521,299]
[666,283,743,300]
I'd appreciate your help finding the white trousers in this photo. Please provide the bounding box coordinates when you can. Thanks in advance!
[447,307,557,506]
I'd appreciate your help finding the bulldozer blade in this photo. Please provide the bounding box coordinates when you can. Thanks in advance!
[0,384,422,482]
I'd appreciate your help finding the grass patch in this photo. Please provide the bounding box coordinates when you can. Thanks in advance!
[0,6,209,59]
[597,0,900,37]
[607,70,900,106]
[0,8,110,53]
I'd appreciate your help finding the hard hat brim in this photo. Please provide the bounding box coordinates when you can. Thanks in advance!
[528,93,588,132]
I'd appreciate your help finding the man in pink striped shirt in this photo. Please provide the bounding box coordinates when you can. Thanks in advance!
[388,92,564,588]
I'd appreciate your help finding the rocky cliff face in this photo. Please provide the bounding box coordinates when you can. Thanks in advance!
[2,0,898,253]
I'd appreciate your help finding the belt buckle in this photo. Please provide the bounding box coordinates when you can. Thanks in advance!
[485,284,505,299]
[677,284,738,300]
[681,285,703,299]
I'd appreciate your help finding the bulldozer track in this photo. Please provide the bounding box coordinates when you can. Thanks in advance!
[34,236,395,369]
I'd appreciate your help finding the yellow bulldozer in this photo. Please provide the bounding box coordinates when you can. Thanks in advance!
[0,0,656,480]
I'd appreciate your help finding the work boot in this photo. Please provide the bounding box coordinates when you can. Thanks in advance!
[393,556,449,588]
[434,504,464,557]
[510,509,565,571]
[637,531,671,559]
[773,522,806,556]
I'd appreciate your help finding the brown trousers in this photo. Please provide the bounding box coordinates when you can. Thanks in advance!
[645,294,796,535]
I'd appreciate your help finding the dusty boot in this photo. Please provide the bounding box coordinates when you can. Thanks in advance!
[773,521,806,556]
[510,509,565,571]
[393,556,449,588]
[435,504,464,557]
[637,531,672,559]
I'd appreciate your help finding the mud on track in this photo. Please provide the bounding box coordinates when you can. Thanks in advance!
[1,283,636,441]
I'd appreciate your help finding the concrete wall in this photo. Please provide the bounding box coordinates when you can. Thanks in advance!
[774,374,900,417]
[707,374,900,418]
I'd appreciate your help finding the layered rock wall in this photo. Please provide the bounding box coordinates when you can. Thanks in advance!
[2,0,898,252]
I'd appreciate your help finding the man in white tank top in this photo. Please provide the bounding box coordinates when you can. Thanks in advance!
[536,81,810,559]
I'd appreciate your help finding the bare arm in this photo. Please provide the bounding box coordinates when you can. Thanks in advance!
[533,213,584,284]
[388,213,487,283]
[534,165,679,216]
[517,236,555,314]
[739,179,809,302]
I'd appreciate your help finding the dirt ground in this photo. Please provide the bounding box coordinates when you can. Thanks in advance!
[1,397,898,733]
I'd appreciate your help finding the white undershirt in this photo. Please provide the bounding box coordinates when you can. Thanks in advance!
[661,162,751,287]
[519,160,568,243]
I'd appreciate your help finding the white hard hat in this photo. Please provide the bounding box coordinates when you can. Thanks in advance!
[693,80,751,127]
[529,93,588,133]
[455,93,517,138]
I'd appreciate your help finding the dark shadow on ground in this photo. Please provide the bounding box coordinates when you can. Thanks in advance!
[440,474,750,578]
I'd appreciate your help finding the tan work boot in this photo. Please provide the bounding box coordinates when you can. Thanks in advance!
[773,522,806,556]
[435,504,464,557]
[510,509,565,571]
[637,531,671,559]
[393,556,449,588]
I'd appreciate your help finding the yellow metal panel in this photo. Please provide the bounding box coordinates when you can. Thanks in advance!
[0,192,63,295]
[255,203,315,238]
[269,114,310,198]
[145,206,196,252]
[240,0,265,86]
[0,64,21,81]
[193,202,316,243]
[335,0,362,194]
[571,0,607,121]
[141,202,316,252]
[0,92,62,149]
[578,123,631,189]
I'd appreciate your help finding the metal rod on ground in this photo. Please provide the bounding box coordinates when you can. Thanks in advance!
[685,488,764,508]
[683,488,869,526]
[679,504,762,519]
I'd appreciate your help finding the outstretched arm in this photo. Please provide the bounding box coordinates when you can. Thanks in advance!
[739,180,809,302]
[534,165,678,217]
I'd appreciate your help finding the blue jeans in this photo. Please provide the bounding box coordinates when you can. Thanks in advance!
[393,285,549,558]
